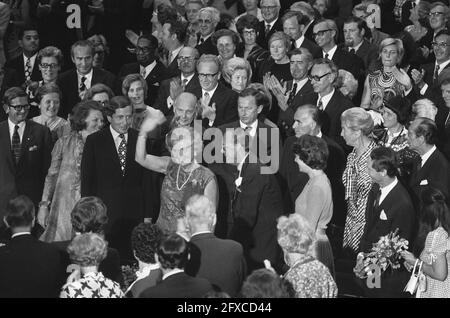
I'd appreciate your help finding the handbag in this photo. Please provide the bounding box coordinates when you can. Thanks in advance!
[404,259,423,295]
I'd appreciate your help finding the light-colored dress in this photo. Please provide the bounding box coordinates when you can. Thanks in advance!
[283,255,338,298]
[342,141,377,253]
[158,161,216,232]
[60,272,123,298]
[295,172,335,277]
[32,115,69,142]
[419,227,450,298]
[40,132,85,242]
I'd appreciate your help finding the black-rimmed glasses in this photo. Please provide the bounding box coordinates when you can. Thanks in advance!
[198,72,219,80]
[313,29,332,38]
[308,72,331,82]
[9,104,30,111]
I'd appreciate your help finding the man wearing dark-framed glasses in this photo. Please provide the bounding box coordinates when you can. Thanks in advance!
[0,87,52,240]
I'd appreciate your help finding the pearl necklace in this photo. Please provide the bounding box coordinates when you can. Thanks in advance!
[176,164,195,190]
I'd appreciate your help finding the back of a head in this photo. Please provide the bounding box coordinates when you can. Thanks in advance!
[157,233,189,270]
[67,233,108,267]
[4,195,35,229]
[185,194,216,231]
[70,196,108,234]
[131,223,164,264]
[240,268,294,298]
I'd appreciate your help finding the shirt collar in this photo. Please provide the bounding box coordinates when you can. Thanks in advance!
[170,45,184,60]
[109,125,127,141]
[379,177,398,204]
[318,89,335,108]
[437,59,450,73]
[202,83,218,98]
[23,53,37,66]
[293,77,309,92]
[181,73,195,83]
[323,45,338,59]
[239,119,258,137]
[295,35,305,48]
[12,232,31,238]
[141,60,157,77]
[162,268,184,280]
[421,145,437,166]
[316,131,323,138]
[265,18,278,29]
[191,231,213,238]
[349,40,364,52]
[77,69,93,82]
[8,118,25,131]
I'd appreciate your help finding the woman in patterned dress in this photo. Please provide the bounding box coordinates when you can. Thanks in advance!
[135,111,218,232]
[277,213,338,298]
[60,233,123,298]
[402,188,450,298]
[341,107,376,257]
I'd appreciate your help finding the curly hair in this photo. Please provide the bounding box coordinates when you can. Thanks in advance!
[37,46,64,67]
[235,14,260,35]
[157,233,190,270]
[131,223,165,264]
[222,57,252,86]
[240,268,295,298]
[67,233,108,267]
[69,100,104,132]
[70,196,108,234]
[277,213,315,255]
[292,135,329,170]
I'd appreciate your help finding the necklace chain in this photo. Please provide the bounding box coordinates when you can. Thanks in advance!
[176,164,194,190]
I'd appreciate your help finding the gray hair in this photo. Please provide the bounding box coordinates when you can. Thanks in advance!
[412,99,438,121]
[277,213,315,255]
[341,107,374,136]
[222,57,252,86]
[198,7,220,25]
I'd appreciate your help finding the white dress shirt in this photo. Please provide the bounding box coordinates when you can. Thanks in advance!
[240,119,258,137]
[8,119,25,144]
[295,35,306,49]
[323,45,338,60]
[77,69,93,90]
[379,177,398,205]
[140,60,157,80]
[421,145,437,167]
[317,89,335,111]
[110,125,128,153]
[292,77,309,95]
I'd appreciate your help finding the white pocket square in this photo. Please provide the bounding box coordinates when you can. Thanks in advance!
[379,210,388,220]
[420,179,428,186]
[28,145,38,151]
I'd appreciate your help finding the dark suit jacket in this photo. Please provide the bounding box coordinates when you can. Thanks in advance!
[153,75,202,116]
[408,147,450,208]
[126,268,162,298]
[331,47,365,83]
[0,120,52,217]
[299,37,322,59]
[194,83,239,127]
[165,51,182,79]
[195,35,218,56]
[256,18,284,50]
[80,128,146,260]
[360,181,415,253]
[139,271,212,298]
[185,232,246,297]
[435,105,450,160]
[415,62,450,106]
[4,54,42,86]
[0,234,64,298]
[354,40,379,73]
[57,67,116,118]
[303,19,316,42]
[118,61,169,108]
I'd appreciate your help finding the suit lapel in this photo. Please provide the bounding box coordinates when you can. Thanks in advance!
[17,121,32,167]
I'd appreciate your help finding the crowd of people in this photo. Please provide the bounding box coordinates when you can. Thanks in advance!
[0,0,450,298]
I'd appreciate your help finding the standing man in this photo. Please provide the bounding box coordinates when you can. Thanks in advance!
[160,19,187,78]
[196,7,220,56]
[81,96,146,263]
[0,87,52,239]
[256,0,283,49]
[58,40,116,118]
[436,77,450,160]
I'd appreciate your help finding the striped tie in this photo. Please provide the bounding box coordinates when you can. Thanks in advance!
[11,125,21,163]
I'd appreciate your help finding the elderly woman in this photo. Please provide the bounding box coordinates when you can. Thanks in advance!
[32,83,68,142]
[259,31,293,84]
[211,29,240,64]
[222,57,252,93]
[341,107,377,256]
[278,213,338,298]
[60,233,124,298]
[412,98,438,121]
[293,135,335,276]
[122,73,164,130]
[83,83,115,107]
[360,38,412,112]
[136,112,218,232]
[37,101,104,242]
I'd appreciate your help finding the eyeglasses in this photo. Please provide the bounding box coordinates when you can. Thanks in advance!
[178,56,196,62]
[198,72,218,80]
[261,6,278,10]
[429,12,445,17]
[243,30,256,36]
[313,29,332,38]
[432,41,450,49]
[198,19,213,25]
[9,104,30,111]
[308,72,331,82]
[40,63,59,69]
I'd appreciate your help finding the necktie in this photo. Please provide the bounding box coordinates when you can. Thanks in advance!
[317,98,323,110]
[324,53,329,60]
[141,68,146,79]
[445,112,450,127]
[373,186,382,209]
[12,125,21,163]
[181,78,188,89]
[287,83,298,106]
[80,76,87,92]
[434,64,440,83]
[203,91,210,105]
[118,134,127,175]
[25,58,32,82]
[349,48,356,55]
[167,51,173,65]
[265,24,271,36]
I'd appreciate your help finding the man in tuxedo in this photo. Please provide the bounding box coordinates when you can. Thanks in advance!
[153,46,201,117]
[309,58,354,148]
[184,195,246,297]
[282,10,321,58]
[407,117,450,208]
[160,19,186,78]
[0,87,52,240]
[209,128,284,273]
[313,19,365,82]
[436,77,450,160]
[118,34,168,108]
[360,147,415,253]
[196,7,220,56]
[81,96,146,263]
[58,40,116,118]
[4,25,42,87]
[197,54,239,127]
[0,195,63,298]
[257,0,283,49]
[140,234,213,298]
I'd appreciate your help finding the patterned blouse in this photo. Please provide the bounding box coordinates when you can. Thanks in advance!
[60,272,124,298]
[368,70,408,105]
[342,141,377,253]
[419,227,450,298]
[283,255,338,298]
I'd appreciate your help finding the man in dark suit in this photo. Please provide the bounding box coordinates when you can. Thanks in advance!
[209,128,284,273]
[196,54,239,127]
[118,34,168,108]
[282,10,322,58]
[160,19,186,79]
[0,195,64,298]
[0,87,52,240]
[407,117,450,208]
[81,96,146,263]
[257,0,283,49]
[360,147,415,253]
[4,25,42,87]
[153,47,201,117]
[140,234,213,298]
[196,7,220,56]
[436,77,450,160]
[310,58,354,148]
[58,40,116,118]
[184,195,246,297]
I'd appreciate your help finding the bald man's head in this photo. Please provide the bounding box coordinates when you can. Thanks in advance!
[174,92,198,126]
[178,47,199,75]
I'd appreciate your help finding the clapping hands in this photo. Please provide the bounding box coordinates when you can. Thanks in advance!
[169,78,184,101]
[391,66,412,91]
[263,73,289,111]
[200,95,216,122]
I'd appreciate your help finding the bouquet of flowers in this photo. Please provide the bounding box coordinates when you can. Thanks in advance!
[353,228,409,279]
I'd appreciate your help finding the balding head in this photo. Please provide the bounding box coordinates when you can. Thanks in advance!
[174,92,198,126]
[178,46,199,75]
[185,195,216,233]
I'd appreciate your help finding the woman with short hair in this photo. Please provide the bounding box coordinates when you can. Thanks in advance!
[222,57,252,93]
